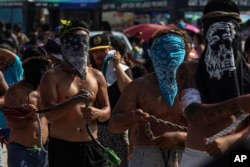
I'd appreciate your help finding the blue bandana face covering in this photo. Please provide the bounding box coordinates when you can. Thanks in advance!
[61,33,89,80]
[150,33,186,106]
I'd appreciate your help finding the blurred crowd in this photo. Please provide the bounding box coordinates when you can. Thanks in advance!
[0,0,250,166]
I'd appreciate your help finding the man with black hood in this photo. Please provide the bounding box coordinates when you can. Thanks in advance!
[4,46,51,167]
[176,0,250,166]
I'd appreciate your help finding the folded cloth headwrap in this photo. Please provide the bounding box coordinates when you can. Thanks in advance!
[61,33,89,80]
[151,33,186,106]
[196,0,250,103]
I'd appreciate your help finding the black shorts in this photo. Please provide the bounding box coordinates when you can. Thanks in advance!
[48,136,107,167]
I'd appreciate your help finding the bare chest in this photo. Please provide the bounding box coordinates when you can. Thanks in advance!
[57,76,98,102]
[138,89,182,121]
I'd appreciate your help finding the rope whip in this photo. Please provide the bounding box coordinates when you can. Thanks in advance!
[83,93,121,167]
[2,90,92,153]
[37,90,120,166]
[144,115,187,167]
[4,90,123,166]
[35,113,48,153]
[205,112,249,145]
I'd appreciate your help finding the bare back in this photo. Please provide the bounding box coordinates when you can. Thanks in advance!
[40,63,109,142]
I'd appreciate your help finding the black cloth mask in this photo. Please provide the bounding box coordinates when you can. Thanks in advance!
[61,33,89,80]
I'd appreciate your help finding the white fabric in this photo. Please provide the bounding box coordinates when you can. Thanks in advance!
[104,51,129,86]
[179,147,214,167]
[179,88,202,112]
[129,146,184,167]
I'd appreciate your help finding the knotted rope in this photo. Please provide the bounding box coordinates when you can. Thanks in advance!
[145,115,188,141]
[144,115,187,167]
[84,94,121,167]
[2,90,92,153]
[205,112,249,145]
[37,90,92,113]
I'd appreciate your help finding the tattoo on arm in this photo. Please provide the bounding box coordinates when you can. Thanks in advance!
[185,101,240,126]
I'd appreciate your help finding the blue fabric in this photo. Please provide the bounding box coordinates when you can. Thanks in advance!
[150,33,186,106]
[8,142,48,167]
[0,112,7,129]
[3,56,23,86]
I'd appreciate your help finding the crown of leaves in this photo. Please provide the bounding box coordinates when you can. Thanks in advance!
[60,19,71,30]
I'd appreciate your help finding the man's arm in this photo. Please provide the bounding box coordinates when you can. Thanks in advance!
[0,48,17,64]
[40,70,91,122]
[93,70,111,122]
[4,86,36,129]
[108,80,140,133]
[0,71,8,107]
[113,52,132,92]
[176,61,249,126]
[205,126,250,156]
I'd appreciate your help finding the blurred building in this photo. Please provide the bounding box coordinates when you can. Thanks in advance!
[1,0,250,34]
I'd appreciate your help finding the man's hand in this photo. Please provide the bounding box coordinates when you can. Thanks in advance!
[154,131,187,149]
[78,89,95,104]
[81,106,100,122]
[205,136,233,156]
[113,51,121,68]
[132,109,150,123]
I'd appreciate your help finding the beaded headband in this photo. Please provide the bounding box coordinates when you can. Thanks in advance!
[22,56,52,65]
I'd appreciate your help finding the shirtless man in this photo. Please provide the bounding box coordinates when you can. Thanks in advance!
[177,1,250,166]
[39,20,110,167]
[4,46,51,167]
[108,27,189,167]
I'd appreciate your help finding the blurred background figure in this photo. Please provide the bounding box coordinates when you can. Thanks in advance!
[12,24,29,55]
[0,39,23,167]
[43,38,63,67]
[89,33,132,167]
[20,29,44,58]
[0,21,19,52]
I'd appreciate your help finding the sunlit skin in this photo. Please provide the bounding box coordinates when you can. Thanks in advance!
[176,59,250,156]
[40,29,111,142]
[0,56,9,72]
[0,48,17,72]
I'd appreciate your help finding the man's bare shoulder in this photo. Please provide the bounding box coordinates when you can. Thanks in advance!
[87,66,104,77]
[177,59,199,90]
[42,64,67,81]
[123,73,155,93]
[5,81,25,101]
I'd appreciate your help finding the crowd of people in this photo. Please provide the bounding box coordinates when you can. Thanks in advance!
[0,0,250,167]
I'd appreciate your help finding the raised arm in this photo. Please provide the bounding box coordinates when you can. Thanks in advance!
[0,71,8,106]
[0,48,17,64]
[113,51,133,92]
